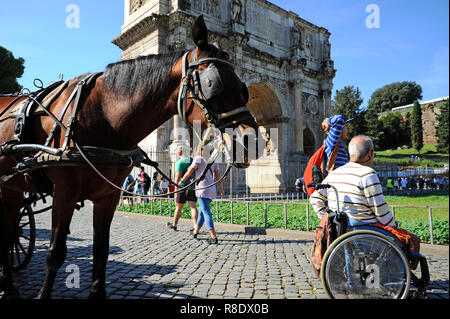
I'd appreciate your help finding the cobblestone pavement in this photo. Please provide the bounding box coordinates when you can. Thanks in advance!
[6,204,449,300]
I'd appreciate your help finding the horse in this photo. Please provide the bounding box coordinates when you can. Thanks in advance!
[0,15,260,299]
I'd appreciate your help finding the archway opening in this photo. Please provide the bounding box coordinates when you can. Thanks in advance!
[303,128,315,157]
[247,82,282,123]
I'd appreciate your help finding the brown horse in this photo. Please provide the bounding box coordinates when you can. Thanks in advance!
[0,15,259,299]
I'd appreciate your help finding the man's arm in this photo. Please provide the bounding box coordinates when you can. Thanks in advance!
[175,171,182,186]
[180,167,195,185]
[309,188,328,219]
[214,169,224,196]
[362,173,397,227]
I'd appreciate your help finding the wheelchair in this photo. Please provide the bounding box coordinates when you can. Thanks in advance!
[312,184,430,299]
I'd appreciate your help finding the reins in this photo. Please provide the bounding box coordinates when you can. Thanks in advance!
[73,131,232,199]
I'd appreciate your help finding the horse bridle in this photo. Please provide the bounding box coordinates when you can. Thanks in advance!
[177,49,254,132]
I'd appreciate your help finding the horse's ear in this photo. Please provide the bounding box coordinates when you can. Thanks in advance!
[193,15,208,50]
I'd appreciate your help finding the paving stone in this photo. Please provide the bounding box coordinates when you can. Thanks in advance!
[3,205,447,301]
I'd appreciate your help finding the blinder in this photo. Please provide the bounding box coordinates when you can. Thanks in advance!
[177,50,254,131]
[197,63,224,101]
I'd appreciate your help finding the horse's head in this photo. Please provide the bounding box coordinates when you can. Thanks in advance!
[176,15,260,168]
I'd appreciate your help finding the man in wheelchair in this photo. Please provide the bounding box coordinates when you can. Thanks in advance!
[309,135,429,298]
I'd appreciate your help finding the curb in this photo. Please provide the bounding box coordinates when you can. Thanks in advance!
[115,211,448,257]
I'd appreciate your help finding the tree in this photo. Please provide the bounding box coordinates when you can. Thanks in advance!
[378,112,411,149]
[367,81,423,113]
[411,100,423,153]
[365,106,383,150]
[0,46,25,94]
[436,99,449,153]
[331,86,366,144]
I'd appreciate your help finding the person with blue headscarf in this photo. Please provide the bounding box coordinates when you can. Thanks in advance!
[321,114,354,174]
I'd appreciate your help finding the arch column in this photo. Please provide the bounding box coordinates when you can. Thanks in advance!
[293,78,304,153]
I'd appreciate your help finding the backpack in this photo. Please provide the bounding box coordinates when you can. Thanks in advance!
[303,144,325,196]
[295,178,302,188]
[311,211,335,278]
[311,211,346,278]
[143,173,151,190]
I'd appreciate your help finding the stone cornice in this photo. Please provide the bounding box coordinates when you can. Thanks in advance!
[112,13,168,50]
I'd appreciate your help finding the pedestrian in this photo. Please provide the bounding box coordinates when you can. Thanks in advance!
[386,177,394,193]
[168,183,175,198]
[160,176,169,194]
[152,172,161,195]
[393,178,399,192]
[295,176,305,194]
[167,146,198,231]
[119,174,135,206]
[400,177,408,191]
[321,114,353,174]
[180,145,224,244]
[139,167,151,195]
[136,167,151,203]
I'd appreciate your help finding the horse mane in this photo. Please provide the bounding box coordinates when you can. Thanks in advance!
[103,50,185,101]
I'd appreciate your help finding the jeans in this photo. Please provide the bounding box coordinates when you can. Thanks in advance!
[197,197,214,230]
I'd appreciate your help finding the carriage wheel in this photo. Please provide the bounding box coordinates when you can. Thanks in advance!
[9,205,36,272]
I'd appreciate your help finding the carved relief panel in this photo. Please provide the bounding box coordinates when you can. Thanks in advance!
[129,0,150,15]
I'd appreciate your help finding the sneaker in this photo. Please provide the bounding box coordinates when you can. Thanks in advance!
[167,222,177,231]
[190,229,198,239]
[207,237,218,244]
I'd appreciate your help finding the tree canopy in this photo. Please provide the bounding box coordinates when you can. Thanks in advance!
[0,46,25,94]
[436,99,449,153]
[367,81,423,113]
[331,85,366,144]
[411,100,423,153]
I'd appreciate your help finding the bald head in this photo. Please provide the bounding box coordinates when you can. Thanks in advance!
[349,135,374,163]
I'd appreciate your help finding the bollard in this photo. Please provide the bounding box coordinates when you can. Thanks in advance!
[216,201,219,222]
[246,202,250,225]
[264,202,268,228]
[283,203,287,229]
[306,205,309,231]
[231,201,234,224]
[428,207,434,245]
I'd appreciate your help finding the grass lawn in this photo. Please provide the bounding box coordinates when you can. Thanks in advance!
[375,144,449,168]
[384,192,449,222]
[118,190,448,230]
[118,190,449,243]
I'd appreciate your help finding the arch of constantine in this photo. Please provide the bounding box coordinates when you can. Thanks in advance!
[112,0,336,193]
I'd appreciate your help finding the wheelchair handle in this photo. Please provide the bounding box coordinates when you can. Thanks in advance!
[308,183,340,215]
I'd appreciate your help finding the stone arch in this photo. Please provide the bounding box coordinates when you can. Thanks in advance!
[303,128,316,156]
[246,82,283,122]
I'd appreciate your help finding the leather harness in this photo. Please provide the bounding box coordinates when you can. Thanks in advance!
[0,49,248,197]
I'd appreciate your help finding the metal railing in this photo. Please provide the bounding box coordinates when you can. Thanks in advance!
[118,196,448,245]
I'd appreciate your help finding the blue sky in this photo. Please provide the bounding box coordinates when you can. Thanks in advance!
[1,0,448,108]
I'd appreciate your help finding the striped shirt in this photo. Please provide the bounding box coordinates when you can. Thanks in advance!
[309,162,397,227]
[325,115,348,172]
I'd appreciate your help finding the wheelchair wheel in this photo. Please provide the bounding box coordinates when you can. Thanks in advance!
[321,230,411,299]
